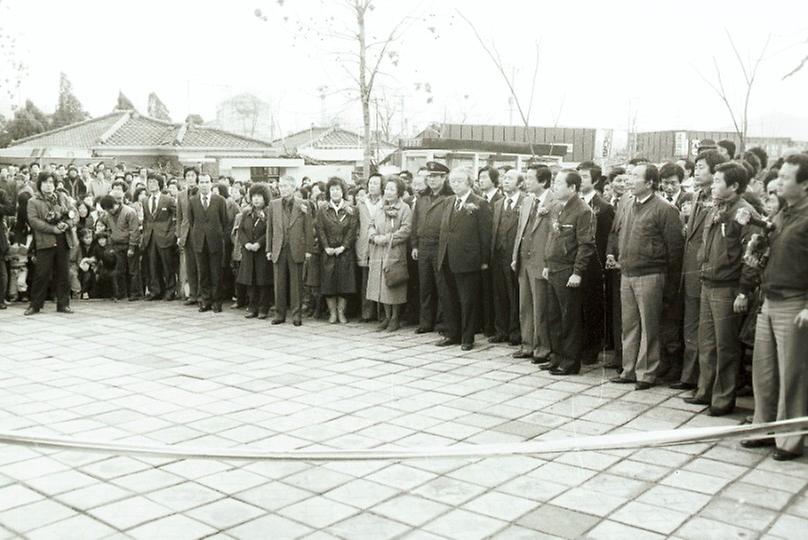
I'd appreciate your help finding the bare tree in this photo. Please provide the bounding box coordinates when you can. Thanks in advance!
[456,9,541,157]
[255,1,427,180]
[695,31,771,153]
[783,36,808,79]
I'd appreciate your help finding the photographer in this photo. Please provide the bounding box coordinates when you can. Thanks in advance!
[24,172,77,315]
[743,153,808,461]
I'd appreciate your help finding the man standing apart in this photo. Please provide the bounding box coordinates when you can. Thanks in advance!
[142,173,177,301]
[541,169,596,375]
[437,167,492,351]
[177,167,199,305]
[266,175,314,326]
[188,174,228,313]
[608,163,684,390]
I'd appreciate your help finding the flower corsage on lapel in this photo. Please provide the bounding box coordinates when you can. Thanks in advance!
[463,202,478,215]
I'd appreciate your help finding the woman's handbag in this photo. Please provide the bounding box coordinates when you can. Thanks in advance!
[382,229,408,287]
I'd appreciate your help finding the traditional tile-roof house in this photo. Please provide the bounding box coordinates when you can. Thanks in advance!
[273,126,397,166]
[0,110,304,179]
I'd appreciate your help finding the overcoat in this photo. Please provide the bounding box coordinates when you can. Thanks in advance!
[366,200,412,305]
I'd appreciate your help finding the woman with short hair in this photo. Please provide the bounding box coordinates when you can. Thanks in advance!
[366,176,412,331]
[317,177,358,323]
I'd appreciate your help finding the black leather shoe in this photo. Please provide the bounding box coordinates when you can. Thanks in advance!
[634,381,653,390]
[610,376,635,384]
[602,362,622,369]
[128,296,142,302]
[740,438,775,448]
[293,320,302,327]
[708,406,734,417]
[461,343,473,351]
[23,307,40,316]
[415,327,433,334]
[683,396,709,405]
[146,294,162,301]
[436,338,459,347]
[184,299,197,306]
[212,304,222,313]
[57,306,74,314]
[538,363,555,371]
[0,304,6,310]
[164,292,177,301]
[198,305,212,313]
[509,339,521,347]
[550,367,578,376]
[244,312,258,319]
[257,313,268,320]
[773,449,802,461]
[669,382,696,390]
[487,335,508,343]
[271,318,285,325]
[512,351,534,359]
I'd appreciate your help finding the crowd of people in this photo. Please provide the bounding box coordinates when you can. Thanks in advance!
[0,137,806,460]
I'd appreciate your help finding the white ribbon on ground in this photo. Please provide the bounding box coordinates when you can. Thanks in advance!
[0,417,805,462]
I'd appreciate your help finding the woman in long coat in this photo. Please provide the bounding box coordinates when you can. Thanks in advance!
[318,177,358,323]
[366,176,412,332]
[236,184,272,319]
[356,174,383,322]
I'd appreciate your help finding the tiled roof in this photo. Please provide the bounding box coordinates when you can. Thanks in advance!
[273,126,394,151]
[11,113,124,147]
[181,125,273,148]
[7,112,274,150]
[105,115,175,147]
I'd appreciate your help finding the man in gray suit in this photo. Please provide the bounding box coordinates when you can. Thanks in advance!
[265,175,314,326]
[511,165,555,362]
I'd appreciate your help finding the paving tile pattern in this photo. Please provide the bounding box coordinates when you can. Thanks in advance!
[0,300,806,539]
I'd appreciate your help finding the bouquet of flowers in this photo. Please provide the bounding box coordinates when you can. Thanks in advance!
[743,233,769,270]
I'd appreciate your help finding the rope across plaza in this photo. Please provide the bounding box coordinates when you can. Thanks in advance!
[1,417,806,462]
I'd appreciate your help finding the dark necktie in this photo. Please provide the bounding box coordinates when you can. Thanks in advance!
[506,198,513,212]
[455,198,462,211]
[202,195,208,209]
[150,196,157,215]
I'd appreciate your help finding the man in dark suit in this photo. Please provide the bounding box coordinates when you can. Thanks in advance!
[541,170,596,375]
[489,169,526,345]
[476,166,501,337]
[142,173,177,301]
[176,167,199,305]
[577,161,615,365]
[672,150,727,390]
[511,165,554,361]
[265,175,314,326]
[411,161,451,333]
[188,173,228,313]
[437,167,492,351]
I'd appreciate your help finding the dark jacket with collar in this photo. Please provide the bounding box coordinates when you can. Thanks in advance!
[544,195,596,276]
[762,195,808,301]
[438,192,492,273]
[412,190,449,245]
[698,195,760,294]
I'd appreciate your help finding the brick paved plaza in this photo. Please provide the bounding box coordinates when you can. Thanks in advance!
[0,300,806,539]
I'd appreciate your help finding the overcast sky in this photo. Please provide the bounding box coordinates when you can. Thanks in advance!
[2,0,807,140]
